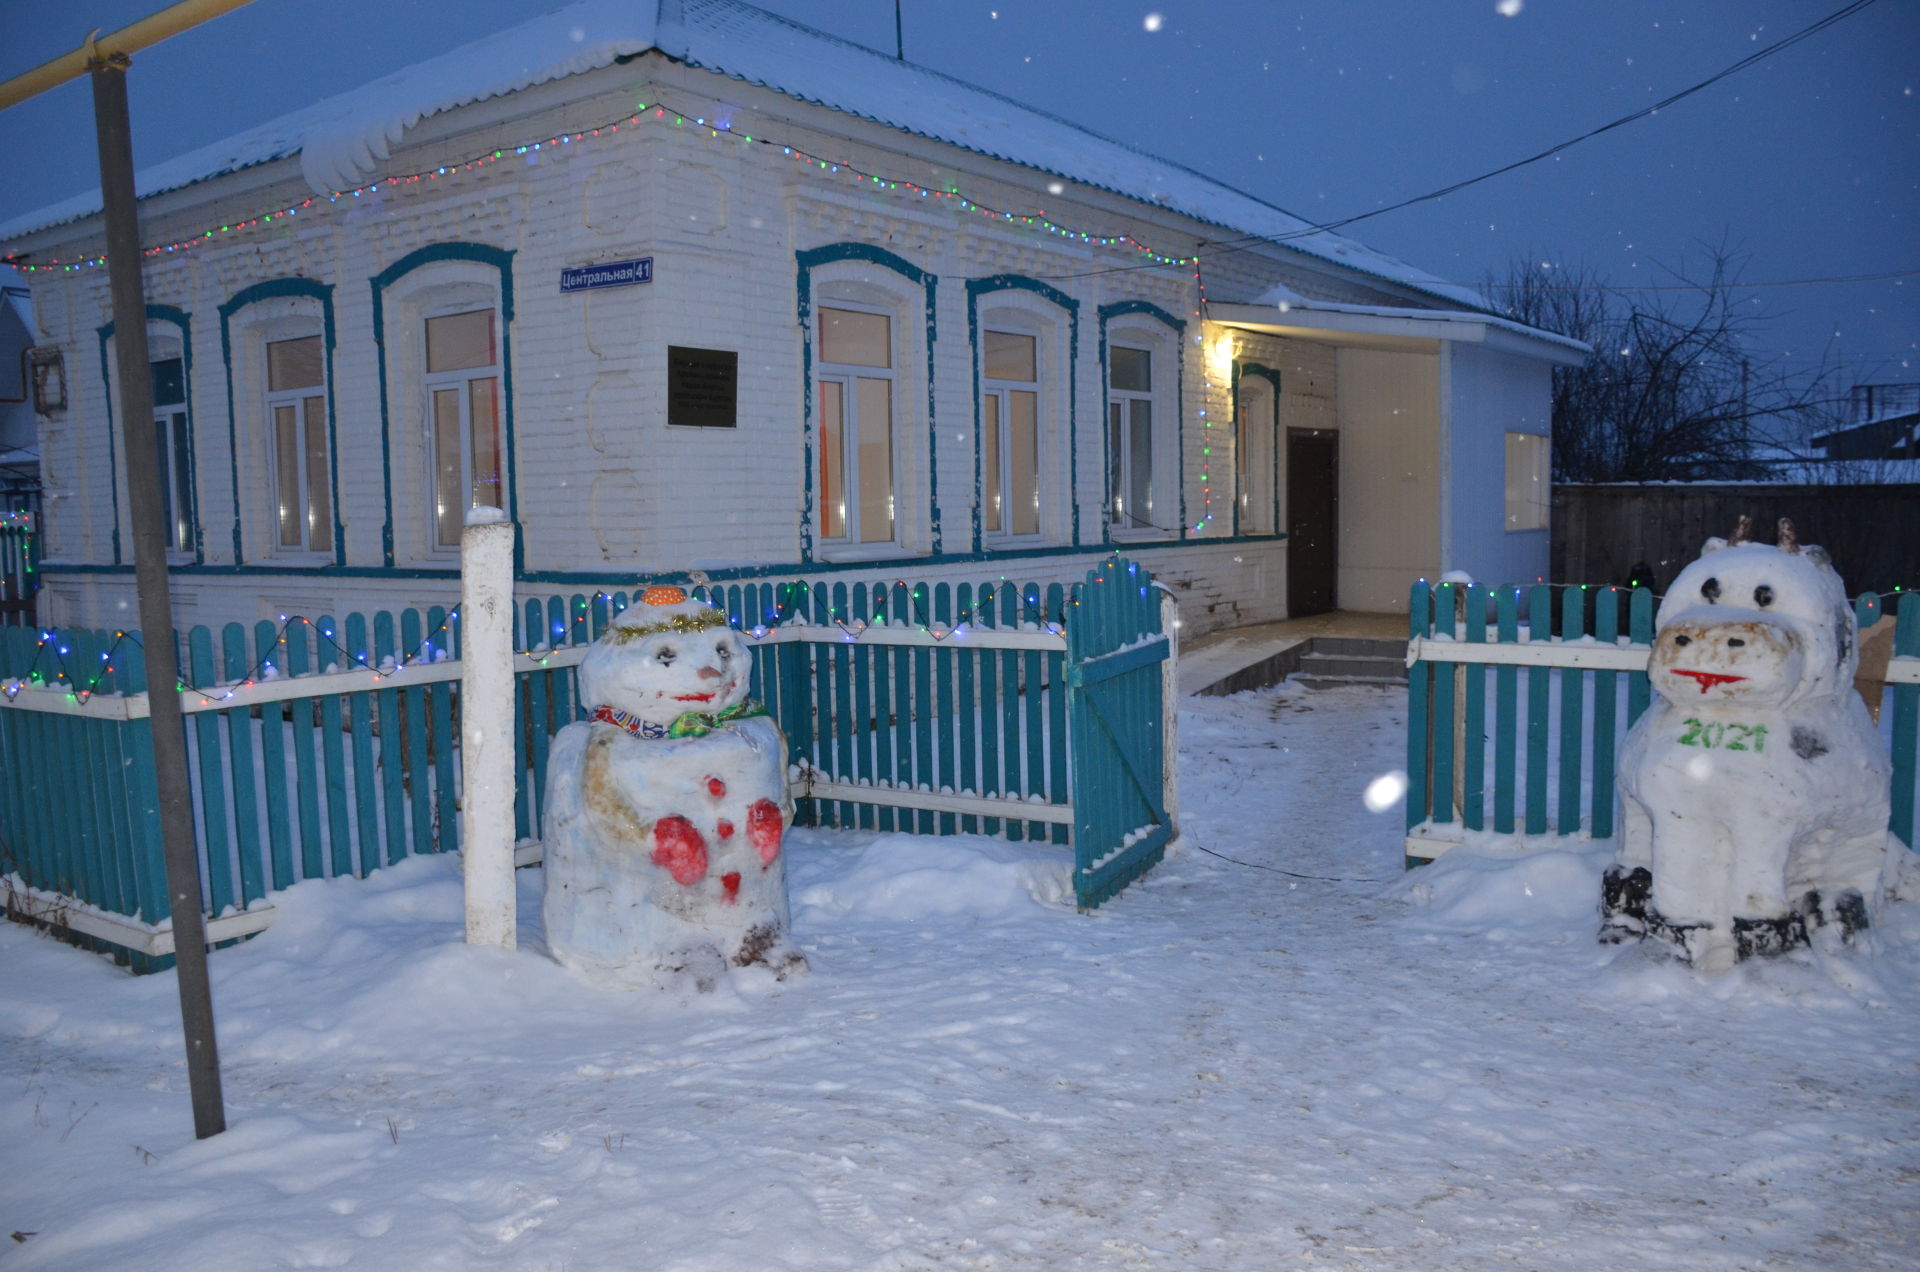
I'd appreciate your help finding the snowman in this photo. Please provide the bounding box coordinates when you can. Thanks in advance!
[541,585,805,988]
[1607,517,1915,972]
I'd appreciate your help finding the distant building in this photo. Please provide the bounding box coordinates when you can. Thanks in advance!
[0,278,37,512]
[0,0,1583,635]
[1810,382,1920,461]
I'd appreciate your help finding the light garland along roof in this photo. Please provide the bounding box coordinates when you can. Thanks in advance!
[0,0,1487,311]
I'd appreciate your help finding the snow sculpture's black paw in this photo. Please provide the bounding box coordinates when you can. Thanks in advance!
[1732,910,1809,960]
[1599,865,1653,943]
[1800,888,1870,943]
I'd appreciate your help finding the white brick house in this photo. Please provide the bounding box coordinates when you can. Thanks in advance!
[0,0,1585,637]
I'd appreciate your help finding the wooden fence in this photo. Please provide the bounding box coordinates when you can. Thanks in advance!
[0,560,1174,967]
[1404,581,1919,865]
[1553,484,1920,599]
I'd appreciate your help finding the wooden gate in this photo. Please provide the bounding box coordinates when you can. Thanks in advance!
[1066,557,1173,908]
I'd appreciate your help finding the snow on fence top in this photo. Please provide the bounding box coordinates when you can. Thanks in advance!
[0,0,1484,311]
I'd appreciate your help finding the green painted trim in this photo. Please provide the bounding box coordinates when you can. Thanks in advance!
[964,275,1082,552]
[368,242,517,571]
[1230,360,1283,539]
[1095,301,1185,545]
[97,305,196,565]
[795,242,940,558]
[217,279,340,567]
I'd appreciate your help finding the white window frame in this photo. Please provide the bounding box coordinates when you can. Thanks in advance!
[810,269,929,561]
[1505,431,1550,532]
[261,328,333,560]
[380,260,505,566]
[1235,370,1279,536]
[422,305,504,551]
[979,314,1051,547]
[1105,327,1174,540]
[151,353,193,558]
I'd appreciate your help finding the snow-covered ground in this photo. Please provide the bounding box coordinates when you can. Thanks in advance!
[3,682,1916,1270]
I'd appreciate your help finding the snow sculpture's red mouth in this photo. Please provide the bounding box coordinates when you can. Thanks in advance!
[673,692,717,703]
[1671,669,1747,694]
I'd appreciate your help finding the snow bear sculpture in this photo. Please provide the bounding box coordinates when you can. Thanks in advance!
[542,586,804,988]
[1605,517,1906,972]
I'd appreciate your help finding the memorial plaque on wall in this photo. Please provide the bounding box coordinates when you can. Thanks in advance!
[667,346,738,429]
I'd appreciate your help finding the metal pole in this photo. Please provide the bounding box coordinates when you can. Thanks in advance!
[0,0,261,112]
[90,54,225,1141]
[894,0,905,60]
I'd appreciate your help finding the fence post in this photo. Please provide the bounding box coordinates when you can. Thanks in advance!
[1158,585,1181,844]
[460,513,516,950]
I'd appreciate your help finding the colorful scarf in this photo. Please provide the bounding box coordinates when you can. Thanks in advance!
[592,700,770,740]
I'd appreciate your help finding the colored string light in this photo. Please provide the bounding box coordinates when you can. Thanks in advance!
[4,97,1197,277]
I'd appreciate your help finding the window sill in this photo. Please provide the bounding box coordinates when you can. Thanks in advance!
[1106,527,1179,544]
[814,542,925,565]
[258,553,337,569]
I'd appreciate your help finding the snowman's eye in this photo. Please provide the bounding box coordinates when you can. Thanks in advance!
[716,643,733,662]
[655,646,677,666]
[1701,577,1721,603]
[1753,585,1774,608]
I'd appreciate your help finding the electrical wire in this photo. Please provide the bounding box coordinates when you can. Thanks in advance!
[1479,267,1920,294]
[1020,0,1884,285]
[1188,839,1388,884]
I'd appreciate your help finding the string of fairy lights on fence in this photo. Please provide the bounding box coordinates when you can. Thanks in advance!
[1,98,1201,276]
[0,562,1152,707]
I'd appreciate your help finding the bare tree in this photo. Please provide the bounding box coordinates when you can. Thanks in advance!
[1483,244,1835,483]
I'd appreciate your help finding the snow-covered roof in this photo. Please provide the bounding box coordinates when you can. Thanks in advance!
[0,0,1486,311]
[1207,281,1589,364]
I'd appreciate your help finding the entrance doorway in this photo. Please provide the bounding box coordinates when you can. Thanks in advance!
[1287,428,1338,616]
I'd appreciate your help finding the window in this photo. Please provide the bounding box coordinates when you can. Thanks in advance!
[982,328,1040,540]
[151,357,193,555]
[266,335,331,554]
[1505,431,1549,531]
[816,304,896,546]
[1236,372,1279,535]
[1107,344,1156,533]
[424,308,502,549]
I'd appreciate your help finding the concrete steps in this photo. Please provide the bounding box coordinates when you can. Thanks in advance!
[1192,634,1406,695]
[1293,639,1406,689]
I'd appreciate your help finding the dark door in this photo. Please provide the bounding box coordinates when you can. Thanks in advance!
[1287,429,1338,616]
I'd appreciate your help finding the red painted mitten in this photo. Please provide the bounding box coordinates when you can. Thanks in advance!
[747,798,784,867]
[650,815,709,886]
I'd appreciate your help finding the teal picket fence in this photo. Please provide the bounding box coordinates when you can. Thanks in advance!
[1404,581,1918,865]
[0,519,35,626]
[0,563,1171,968]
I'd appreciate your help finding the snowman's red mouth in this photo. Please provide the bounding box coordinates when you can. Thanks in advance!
[1671,669,1747,694]
[673,692,717,703]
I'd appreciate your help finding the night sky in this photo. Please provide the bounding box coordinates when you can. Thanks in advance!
[1,0,1913,396]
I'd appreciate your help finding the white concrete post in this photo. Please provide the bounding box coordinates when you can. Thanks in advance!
[461,510,517,950]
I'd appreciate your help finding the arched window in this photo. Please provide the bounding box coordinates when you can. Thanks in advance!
[222,281,337,563]
[799,244,933,560]
[372,246,514,565]
[969,276,1076,550]
[1100,305,1182,540]
[1235,364,1281,536]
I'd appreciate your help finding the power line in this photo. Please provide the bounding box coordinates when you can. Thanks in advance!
[1480,267,1920,294]
[1025,0,1883,284]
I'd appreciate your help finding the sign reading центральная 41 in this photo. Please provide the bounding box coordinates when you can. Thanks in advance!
[560,257,653,293]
